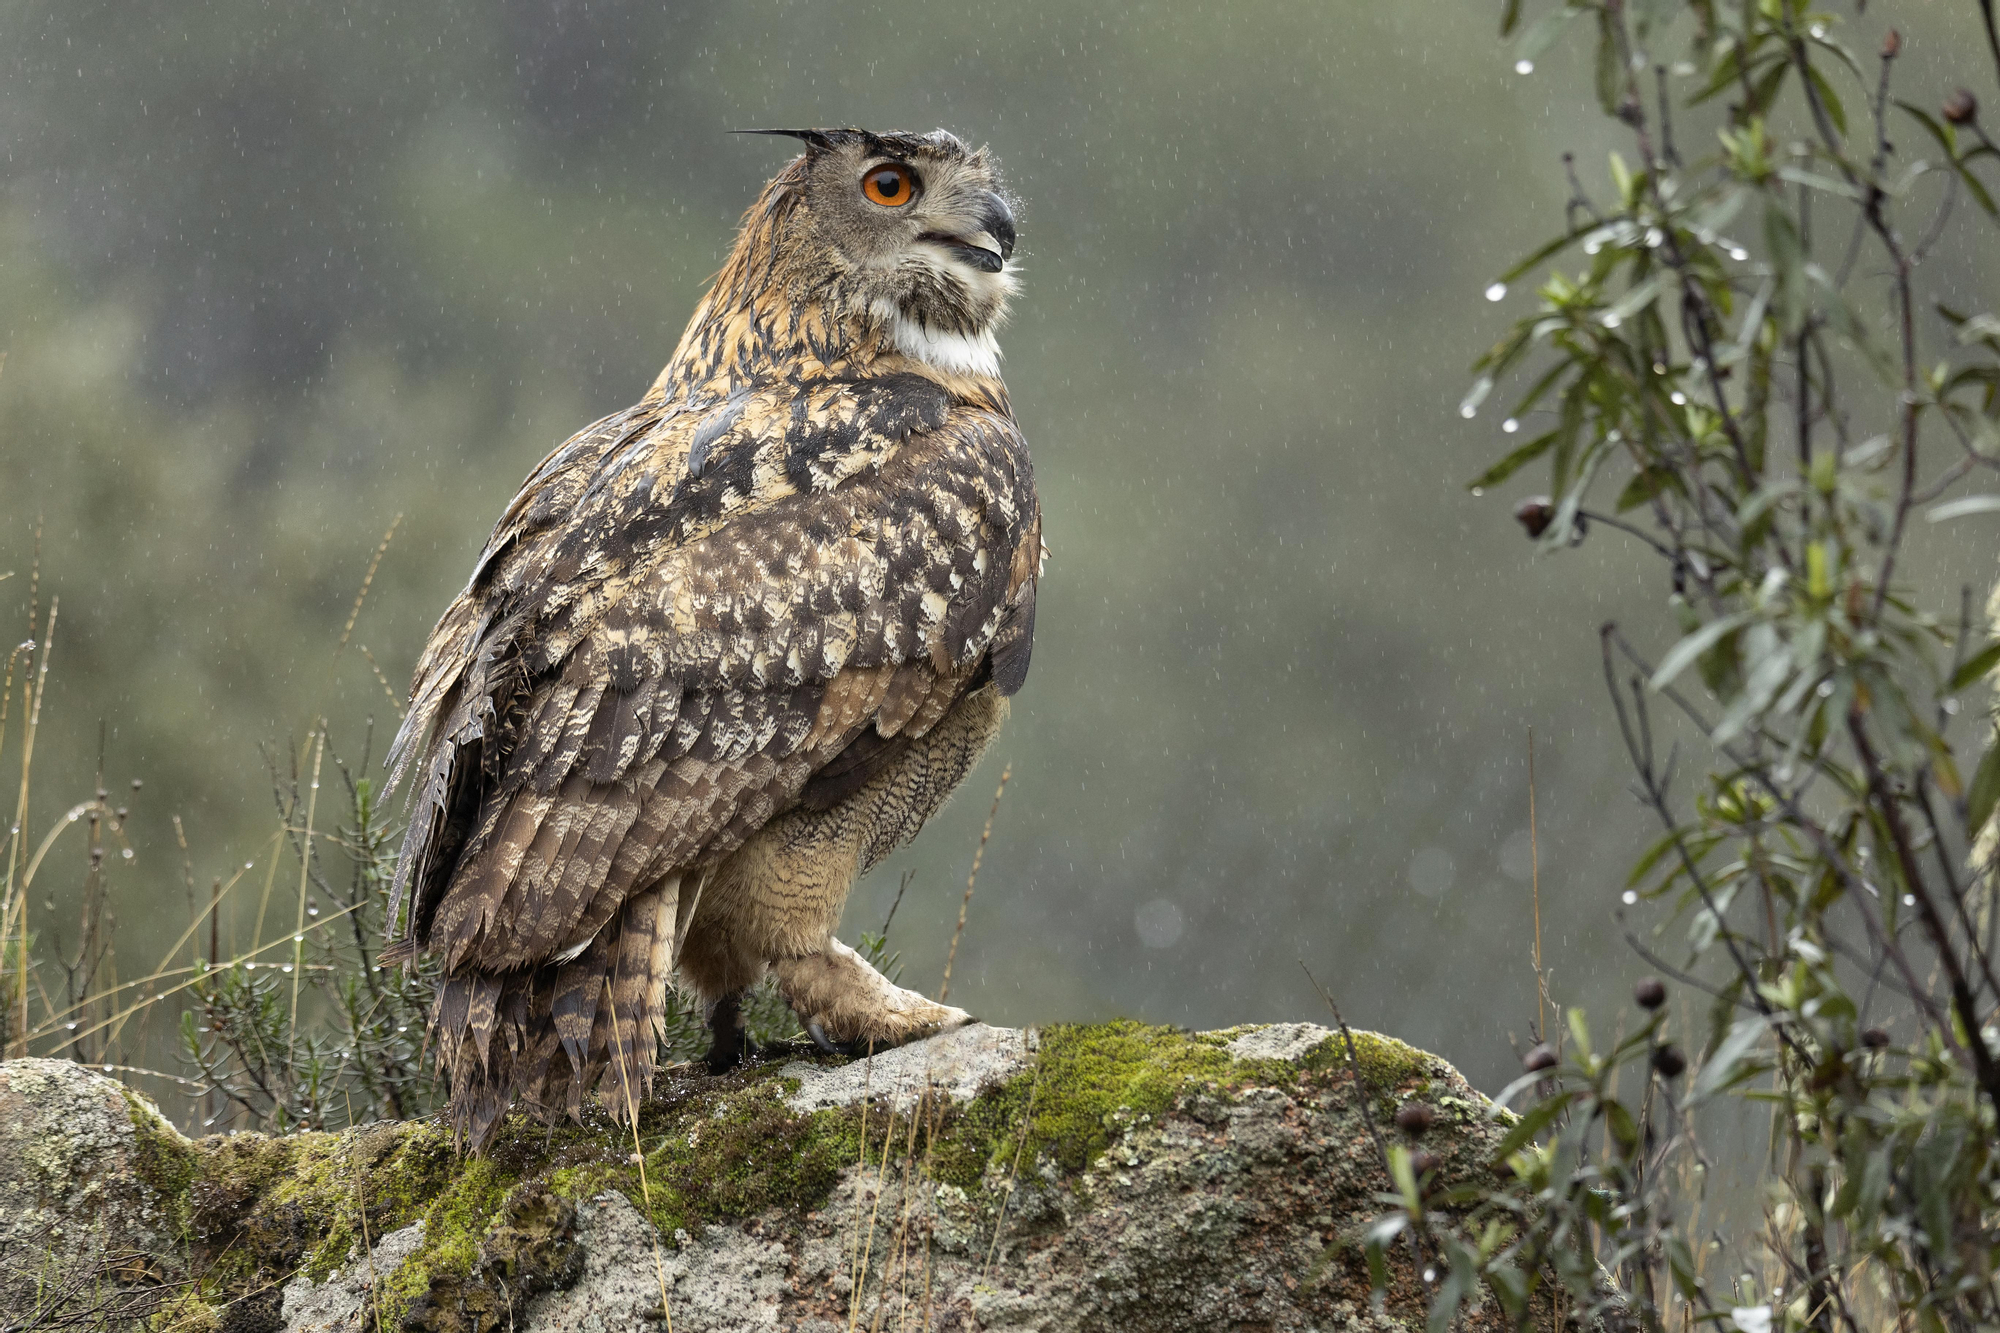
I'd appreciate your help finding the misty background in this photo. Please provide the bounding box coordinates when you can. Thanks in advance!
[3,0,1994,1101]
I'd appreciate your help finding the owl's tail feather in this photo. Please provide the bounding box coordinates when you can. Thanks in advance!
[434,875,690,1150]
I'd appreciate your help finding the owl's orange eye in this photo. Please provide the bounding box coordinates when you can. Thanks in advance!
[862,163,918,207]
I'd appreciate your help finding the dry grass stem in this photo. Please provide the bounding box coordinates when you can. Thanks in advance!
[938,762,1008,1004]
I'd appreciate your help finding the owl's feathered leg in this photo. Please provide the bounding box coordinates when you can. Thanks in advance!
[772,938,971,1050]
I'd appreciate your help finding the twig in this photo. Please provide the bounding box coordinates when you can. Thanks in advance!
[983,1067,1041,1281]
[1529,727,1547,1042]
[938,764,1009,1004]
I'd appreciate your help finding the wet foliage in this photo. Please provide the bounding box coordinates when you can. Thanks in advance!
[1366,3,2000,1329]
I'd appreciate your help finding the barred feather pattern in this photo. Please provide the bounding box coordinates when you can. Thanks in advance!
[386,135,1042,1148]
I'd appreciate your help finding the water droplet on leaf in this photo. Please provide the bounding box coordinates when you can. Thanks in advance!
[1485,282,1507,302]
[1515,59,1534,74]
[1502,417,1520,434]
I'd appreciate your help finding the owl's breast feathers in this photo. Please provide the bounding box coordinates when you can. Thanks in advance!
[386,367,1040,975]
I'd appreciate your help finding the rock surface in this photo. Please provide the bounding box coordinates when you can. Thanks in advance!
[0,1021,1547,1332]
[0,1057,195,1318]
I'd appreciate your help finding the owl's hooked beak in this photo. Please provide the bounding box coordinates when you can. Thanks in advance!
[922,190,1017,275]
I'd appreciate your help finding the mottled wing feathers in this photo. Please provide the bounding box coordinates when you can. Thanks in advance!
[387,364,1038,1141]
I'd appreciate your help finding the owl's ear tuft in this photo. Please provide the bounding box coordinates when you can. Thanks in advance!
[734,128,847,153]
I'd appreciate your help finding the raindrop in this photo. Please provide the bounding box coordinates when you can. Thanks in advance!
[1816,680,1835,698]
[121,848,134,860]
[1645,227,1664,248]
[67,811,79,822]
[1943,697,1961,715]
[1502,417,1520,434]
[1622,890,1638,905]
[1459,376,1494,419]
[281,964,294,974]
[1584,238,1603,256]
[1485,281,1507,302]
[1423,1266,1438,1283]
[1809,23,1826,38]
[245,861,254,870]
[1902,894,1916,907]
[397,1025,409,1034]
[293,933,304,943]
[1515,59,1534,75]
[1602,312,1623,328]
[1727,246,1749,262]
[1471,487,1485,497]
[65,1022,77,1031]
[1670,392,1687,406]
[1775,764,1793,782]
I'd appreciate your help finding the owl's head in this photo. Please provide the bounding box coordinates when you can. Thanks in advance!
[743,128,1019,370]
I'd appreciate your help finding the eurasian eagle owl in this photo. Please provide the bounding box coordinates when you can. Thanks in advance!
[386,128,1040,1148]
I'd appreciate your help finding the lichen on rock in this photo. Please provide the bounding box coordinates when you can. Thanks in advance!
[0,1021,1551,1331]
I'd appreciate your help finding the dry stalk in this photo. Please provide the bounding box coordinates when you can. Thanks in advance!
[939,763,1009,1004]
[982,1066,1040,1281]
[849,1075,900,1333]
[288,725,328,1062]
[1528,725,1547,1043]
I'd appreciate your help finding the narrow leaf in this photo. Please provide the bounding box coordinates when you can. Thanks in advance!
[1927,495,2000,522]
[1967,728,2000,836]
[1650,613,1754,691]
[1948,642,2000,691]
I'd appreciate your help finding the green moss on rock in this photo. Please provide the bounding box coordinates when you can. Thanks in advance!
[148,1020,1465,1327]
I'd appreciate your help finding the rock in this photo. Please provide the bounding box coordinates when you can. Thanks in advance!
[0,1057,198,1320]
[281,1222,427,1332]
[0,1021,1548,1331]
[778,1021,1033,1113]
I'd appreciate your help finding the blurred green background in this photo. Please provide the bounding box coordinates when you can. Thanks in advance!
[3,0,1994,1098]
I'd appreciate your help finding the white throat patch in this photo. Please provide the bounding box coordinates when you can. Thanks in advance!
[875,303,1003,378]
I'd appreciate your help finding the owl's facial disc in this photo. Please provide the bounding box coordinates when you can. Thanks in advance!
[790,130,1019,340]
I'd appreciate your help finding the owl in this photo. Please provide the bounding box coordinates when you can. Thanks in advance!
[384,128,1040,1148]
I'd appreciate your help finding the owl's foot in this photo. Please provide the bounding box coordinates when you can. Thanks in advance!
[703,990,761,1074]
[775,936,973,1055]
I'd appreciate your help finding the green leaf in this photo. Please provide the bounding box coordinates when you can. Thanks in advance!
[1499,0,1522,37]
[1692,1014,1770,1104]
[1616,464,1677,512]
[1387,1143,1420,1213]
[1514,4,1584,68]
[1602,1097,1639,1158]
[1627,827,1691,887]
[1948,642,2000,692]
[1967,728,2000,836]
[1897,100,1958,159]
[1926,494,2000,522]
[1804,63,1847,136]
[1608,151,1634,205]
[1492,1092,1572,1160]
[1468,428,1561,490]
[1601,273,1665,326]
[1595,10,1623,115]
[1651,612,1755,691]
[1495,227,1594,285]
[1747,57,1789,117]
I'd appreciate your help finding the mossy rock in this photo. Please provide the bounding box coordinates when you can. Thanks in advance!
[3,1022,1552,1331]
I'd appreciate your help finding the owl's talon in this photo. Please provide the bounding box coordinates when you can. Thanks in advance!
[804,1020,857,1057]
